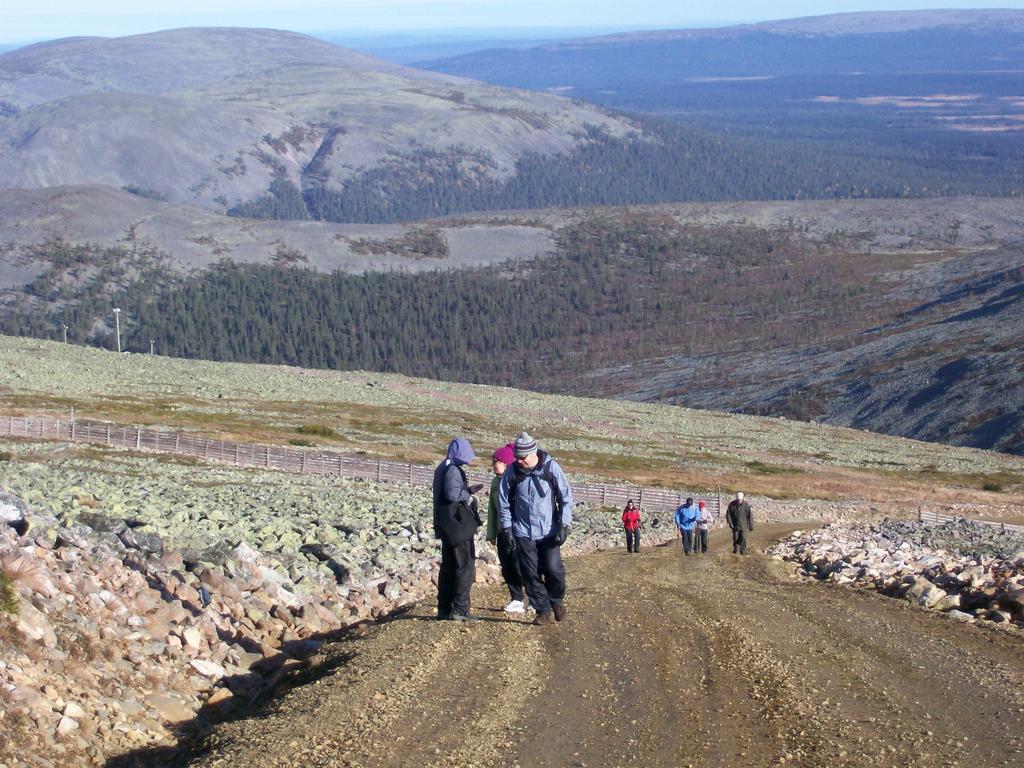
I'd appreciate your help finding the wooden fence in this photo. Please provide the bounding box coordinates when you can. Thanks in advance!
[0,415,721,517]
[919,508,1024,535]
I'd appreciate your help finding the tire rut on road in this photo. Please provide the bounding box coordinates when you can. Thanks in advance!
[183,525,1024,768]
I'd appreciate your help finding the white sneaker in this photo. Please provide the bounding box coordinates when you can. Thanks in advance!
[504,599,526,613]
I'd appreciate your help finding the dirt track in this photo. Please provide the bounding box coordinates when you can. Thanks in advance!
[176,525,1024,768]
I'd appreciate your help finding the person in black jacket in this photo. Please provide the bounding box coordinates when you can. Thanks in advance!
[726,492,754,555]
[432,437,482,621]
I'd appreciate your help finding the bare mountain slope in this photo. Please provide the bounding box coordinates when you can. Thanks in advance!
[0,185,555,285]
[0,28,412,111]
[0,28,634,214]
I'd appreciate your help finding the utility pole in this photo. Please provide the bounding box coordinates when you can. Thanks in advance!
[62,324,68,344]
[112,308,122,353]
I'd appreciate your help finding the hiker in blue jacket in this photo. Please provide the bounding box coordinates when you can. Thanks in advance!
[433,437,483,621]
[675,497,699,556]
[497,432,574,626]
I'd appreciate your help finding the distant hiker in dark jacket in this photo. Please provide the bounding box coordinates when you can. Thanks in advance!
[486,442,526,613]
[726,492,753,555]
[497,432,574,626]
[675,497,698,555]
[433,437,482,621]
[694,500,712,554]
[622,499,642,553]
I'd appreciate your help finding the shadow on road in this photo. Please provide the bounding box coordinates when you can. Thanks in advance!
[103,604,421,768]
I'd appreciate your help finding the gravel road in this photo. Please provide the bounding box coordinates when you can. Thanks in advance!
[158,525,1024,768]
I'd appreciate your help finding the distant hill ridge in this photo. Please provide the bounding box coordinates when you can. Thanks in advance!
[5,20,1024,225]
[552,9,1024,45]
[0,27,638,220]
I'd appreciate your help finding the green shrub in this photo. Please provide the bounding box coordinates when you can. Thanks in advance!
[289,438,316,447]
[0,572,17,615]
[744,460,793,476]
[296,424,337,439]
[0,451,12,462]
[982,481,1003,492]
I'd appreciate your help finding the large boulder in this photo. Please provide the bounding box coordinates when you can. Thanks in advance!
[119,528,164,556]
[299,542,351,584]
[996,588,1024,620]
[904,576,947,609]
[55,524,98,549]
[75,512,128,535]
[0,489,29,536]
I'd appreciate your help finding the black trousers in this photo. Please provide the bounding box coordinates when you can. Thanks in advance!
[695,529,709,553]
[732,527,748,555]
[438,538,475,616]
[497,539,525,602]
[625,529,640,552]
[515,536,566,615]
[680,529,694,554]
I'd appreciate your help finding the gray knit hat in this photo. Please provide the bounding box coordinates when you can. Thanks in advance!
[513,431,538,458]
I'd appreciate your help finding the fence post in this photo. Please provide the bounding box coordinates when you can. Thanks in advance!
[106,425,111,445]
[235,443,240,465]
[136,428,142,449]
[265,446,270,468]
[377,460,382,482]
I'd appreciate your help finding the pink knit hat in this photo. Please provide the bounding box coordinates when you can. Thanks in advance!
[492,443,515,465]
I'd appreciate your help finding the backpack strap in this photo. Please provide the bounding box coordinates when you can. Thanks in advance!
[508,451,563,519]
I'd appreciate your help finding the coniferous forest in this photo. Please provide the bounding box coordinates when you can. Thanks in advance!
[1,219,899,392]
[224,122,1024,225]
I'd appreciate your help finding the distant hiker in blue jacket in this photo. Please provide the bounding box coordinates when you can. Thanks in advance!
[433,437,483,622]
[675,497,699,556]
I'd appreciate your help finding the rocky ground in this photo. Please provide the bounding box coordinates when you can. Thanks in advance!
[769,518,1024,628]
[143,525,1024,768]
[0,438,673,768]
[3,434,1024,767]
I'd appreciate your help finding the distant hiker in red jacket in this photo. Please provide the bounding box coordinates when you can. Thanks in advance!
[622,499,642,553]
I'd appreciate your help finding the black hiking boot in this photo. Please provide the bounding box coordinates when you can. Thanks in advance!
[552,603,567,622]
[532,612,554,626]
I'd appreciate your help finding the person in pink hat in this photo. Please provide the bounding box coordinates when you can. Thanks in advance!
[486,443,526,613]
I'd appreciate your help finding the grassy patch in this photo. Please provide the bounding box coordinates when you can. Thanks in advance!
[296,423,338,439]
[745,460,801,476]
[0,571,17,615]
[0,451,11,462]
[289,438,316,447]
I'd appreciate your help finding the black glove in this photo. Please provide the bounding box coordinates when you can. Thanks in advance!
[553,525,569,546]
[468,483,484,494]
[498,528,516,554]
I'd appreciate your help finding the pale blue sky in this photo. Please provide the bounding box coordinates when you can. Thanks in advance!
[3,1,1023,44]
